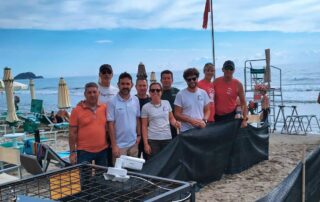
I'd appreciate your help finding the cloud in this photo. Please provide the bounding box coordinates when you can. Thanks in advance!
[0,0,319,32]
[95,39,112,44]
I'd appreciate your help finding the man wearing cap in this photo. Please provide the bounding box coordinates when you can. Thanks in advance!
[174,68,211,132]
[214,60,248,127]
[98,64,118,166]
[98,64,118,104]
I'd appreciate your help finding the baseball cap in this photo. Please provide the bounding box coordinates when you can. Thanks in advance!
[99,64,113,74]
[223,60,235,70]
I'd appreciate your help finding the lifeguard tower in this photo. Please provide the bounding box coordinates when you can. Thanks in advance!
[244,49,283,130]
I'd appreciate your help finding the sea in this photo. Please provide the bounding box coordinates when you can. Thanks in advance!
[1,65,319,132]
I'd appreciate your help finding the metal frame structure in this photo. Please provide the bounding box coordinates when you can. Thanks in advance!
[0,164,195,202]
[244,59,283,129]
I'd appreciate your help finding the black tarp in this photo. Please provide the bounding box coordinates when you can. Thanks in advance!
[141,119,269,185]
[305,146,320,202]
[258,146,320,202]
[226,122,269,174]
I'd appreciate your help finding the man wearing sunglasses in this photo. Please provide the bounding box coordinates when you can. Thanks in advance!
[214,60,248,128]
[98,64,118,104]
[98,64,118,166]
[174,68,211,132]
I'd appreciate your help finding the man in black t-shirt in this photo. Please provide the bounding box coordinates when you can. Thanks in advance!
[160,70,180,138]
[135,78,151,160]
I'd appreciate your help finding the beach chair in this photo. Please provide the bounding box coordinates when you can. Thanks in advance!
[41,114,69,134]
[21,142,70,175]
[0,147,22,182]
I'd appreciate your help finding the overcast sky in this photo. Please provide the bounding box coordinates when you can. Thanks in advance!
[0,0,319,77]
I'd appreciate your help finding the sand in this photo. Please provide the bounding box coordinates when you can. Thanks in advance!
[196,133,320,201]
[47,132,320,201]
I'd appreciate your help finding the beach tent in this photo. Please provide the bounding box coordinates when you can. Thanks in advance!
[0,80,28,91]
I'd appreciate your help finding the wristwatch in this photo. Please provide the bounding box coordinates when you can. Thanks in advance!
[203,119,208,125]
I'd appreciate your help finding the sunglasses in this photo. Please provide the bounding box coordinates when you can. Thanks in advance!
[100,69,112,75]
[150,89,161,93]
[224,66,234,71]
[186,77,197,82]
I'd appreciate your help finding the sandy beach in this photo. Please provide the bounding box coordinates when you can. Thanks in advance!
[196,133,320,201]
[44,132,320,201]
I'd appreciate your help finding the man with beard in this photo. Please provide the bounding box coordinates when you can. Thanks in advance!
[69,82,108,166]
[174,68,211,132]
[108,72,141,162]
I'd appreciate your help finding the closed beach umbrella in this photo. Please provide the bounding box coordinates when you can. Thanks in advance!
[150,71,157,83]
[29,79,35,99]
[137,62,147,80]
[264,48,271,84]
[3,67,19,123]
[58,77,71,109]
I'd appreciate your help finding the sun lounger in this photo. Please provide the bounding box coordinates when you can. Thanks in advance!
[21,142,70,175]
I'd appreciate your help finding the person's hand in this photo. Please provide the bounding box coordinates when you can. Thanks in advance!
[144,144,151,155]
[174,121,181,129]
[69,153,77,165]
[112,145,120,158]
[190,119,201,127]
[136,136,141,144]
[241,119,248,128]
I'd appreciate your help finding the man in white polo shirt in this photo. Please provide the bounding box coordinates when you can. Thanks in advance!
[108,72,141,161]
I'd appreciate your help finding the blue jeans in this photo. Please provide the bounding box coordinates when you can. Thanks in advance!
[77,148,108,167]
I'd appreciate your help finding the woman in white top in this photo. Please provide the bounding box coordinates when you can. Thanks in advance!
[141,82,181,159]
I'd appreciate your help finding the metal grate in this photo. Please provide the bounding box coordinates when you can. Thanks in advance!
[0,164,195,201]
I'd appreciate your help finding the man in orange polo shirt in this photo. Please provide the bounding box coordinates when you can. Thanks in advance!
[69,82,108,166]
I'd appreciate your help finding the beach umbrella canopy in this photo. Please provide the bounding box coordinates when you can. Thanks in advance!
[3,67,19,123]
[29,79,35,99]
[58,77,71,109]
[0,80,28,91]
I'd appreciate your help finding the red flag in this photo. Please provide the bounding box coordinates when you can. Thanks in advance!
[202,0,211,29]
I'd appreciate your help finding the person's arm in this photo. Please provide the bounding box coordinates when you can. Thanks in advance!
[141,117,151,155]
[108,121,120,158]
[175,105,203,128]
[136,117,141,144]
[238,82,248,127]
[203,103,210,121]
[69,126,78,164]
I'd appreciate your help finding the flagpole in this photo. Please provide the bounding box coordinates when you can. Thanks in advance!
[210,0,215,67]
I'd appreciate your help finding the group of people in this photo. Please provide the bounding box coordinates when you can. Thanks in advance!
[68,60,248,166]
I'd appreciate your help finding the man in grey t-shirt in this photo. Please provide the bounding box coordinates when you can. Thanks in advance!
[174,68,210,132]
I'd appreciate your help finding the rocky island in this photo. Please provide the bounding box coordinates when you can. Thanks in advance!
[14,72,43,80]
